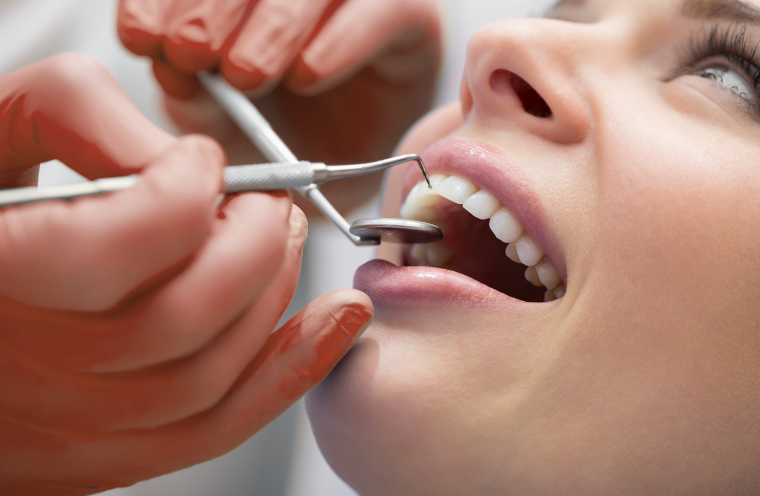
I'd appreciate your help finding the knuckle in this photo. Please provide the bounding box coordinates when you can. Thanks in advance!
[42,52,109,84]
[35,53,113,100]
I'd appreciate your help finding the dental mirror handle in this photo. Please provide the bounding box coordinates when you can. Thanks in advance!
[0,163,322,209]
[198,72,379,246]
[0,177,139,208]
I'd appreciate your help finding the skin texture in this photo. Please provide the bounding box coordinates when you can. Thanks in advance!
[307,0,760,494]
[117,0,443,214]
[0,53,373,495]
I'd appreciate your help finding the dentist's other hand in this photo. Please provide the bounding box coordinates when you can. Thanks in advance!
[117,0,443,213]
[0,53,373,495]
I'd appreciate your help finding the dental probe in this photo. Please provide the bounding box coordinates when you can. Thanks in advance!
[0,155,429,209]
[198,72,442,246]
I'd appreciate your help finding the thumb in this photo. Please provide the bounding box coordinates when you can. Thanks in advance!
[253,289,375,403]
[0,290,374,488]
[215,289,374,433]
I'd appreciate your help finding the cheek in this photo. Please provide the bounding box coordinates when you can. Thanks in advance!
[594,99,760,293]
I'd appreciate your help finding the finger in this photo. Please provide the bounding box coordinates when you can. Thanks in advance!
[220,0,338,91]
[119,0,255,99]
[284,0,441,95]
[0,192,294,373]
[0,135,223,311]
[117,0,168,58]
[119,0,196,98]
[161,0,252,74]
[0,53,175,184]
[89,192,296,371]
[0,205,307,433]
[0,290,373,489]
[151,59,204,100]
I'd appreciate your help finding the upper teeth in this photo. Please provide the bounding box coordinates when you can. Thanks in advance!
[435,176,478,204]
[401,174,565,302]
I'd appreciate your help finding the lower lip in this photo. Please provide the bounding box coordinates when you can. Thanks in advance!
[354,259,533,310]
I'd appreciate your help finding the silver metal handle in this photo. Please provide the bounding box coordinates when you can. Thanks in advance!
[0,157,427,209]
[0,176,137,208]
[0,163,323,209]
[225,162,317,192]
[198,72,379,246]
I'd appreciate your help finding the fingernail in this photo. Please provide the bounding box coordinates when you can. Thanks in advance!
[332,300,374,346]
[307,296,374,364]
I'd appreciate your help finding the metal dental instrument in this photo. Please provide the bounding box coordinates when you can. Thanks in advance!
[348,218,444,244]
[198,72,442,246]
[0,155,430,209]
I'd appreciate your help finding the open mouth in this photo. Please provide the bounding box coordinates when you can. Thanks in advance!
[397,139,565,304]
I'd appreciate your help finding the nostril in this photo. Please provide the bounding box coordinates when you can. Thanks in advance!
[511,75,552,118]
[490,69,552,119]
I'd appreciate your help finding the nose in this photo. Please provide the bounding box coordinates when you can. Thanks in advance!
[462,19,594,145]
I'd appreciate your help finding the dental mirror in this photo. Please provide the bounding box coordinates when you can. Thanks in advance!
[349,218,443,244]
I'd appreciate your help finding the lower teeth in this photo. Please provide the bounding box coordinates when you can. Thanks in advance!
[403,175,566,300]
[410,243,453,268]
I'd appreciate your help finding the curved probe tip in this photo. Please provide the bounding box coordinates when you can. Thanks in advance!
[416,157,432,189]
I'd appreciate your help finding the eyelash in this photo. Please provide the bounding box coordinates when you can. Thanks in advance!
[679,23,760,95]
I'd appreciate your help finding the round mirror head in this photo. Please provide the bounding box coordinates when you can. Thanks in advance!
[349,218,443,244]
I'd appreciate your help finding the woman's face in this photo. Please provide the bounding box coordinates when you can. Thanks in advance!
[307,0,760,494]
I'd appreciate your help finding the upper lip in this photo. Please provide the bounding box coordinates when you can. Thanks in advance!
[401,137,567,282]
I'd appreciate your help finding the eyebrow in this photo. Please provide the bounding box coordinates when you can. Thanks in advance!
[682,0,760,23]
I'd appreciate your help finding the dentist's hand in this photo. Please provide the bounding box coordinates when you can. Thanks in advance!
[0,53,373,495]
[117,0,443,213]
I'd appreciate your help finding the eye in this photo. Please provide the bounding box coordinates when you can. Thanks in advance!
[695,64,759,107]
